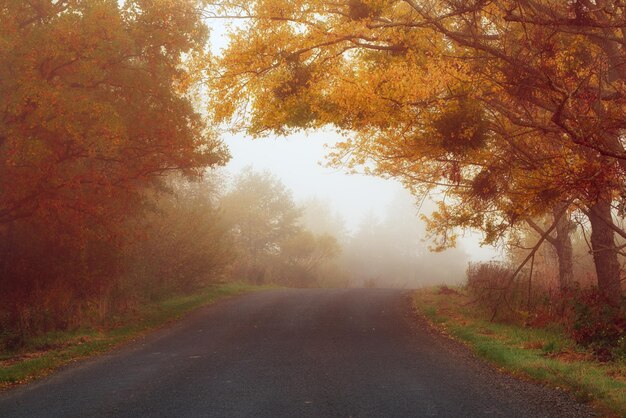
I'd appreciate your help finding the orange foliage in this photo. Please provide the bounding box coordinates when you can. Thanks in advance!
[0,0,227,231]
[0,1,227,345]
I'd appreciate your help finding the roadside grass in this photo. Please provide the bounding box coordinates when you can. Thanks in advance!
[413,287,626,417]
[0,282,271,389]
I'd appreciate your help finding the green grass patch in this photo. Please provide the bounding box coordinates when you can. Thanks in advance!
[413,287,626,417]
[0,282,270,388]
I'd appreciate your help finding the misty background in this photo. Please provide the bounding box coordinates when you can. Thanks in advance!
[207,17,500,289]
[219,130,501,288]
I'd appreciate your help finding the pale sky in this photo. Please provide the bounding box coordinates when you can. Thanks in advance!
[208,18,501,263]
[222,130,402,228]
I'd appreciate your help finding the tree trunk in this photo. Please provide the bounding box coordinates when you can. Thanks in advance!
[587,198,622,305]
[552,204,574,294]
[526,207,574,296]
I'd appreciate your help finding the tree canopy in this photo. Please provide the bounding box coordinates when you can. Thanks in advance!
[0,0,228,234]
[207,0,625,302]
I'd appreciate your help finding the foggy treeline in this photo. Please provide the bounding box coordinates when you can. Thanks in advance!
[300,194,468,288]
[0,164,468,347]
[219,167,471,290]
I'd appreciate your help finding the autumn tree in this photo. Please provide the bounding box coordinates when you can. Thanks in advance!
[405,0,626,304]
[219,168,345,286]
[298,197,347,242]
[125,174,235,300]
[278,229,342,287]
[0,0,227,231]
[0,0,227,340]
[220,168,301,283]
[207,0,624,303]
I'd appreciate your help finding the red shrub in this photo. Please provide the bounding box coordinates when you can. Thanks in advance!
[568,288,626,361]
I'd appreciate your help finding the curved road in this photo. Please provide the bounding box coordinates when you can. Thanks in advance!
[0,289,594,417]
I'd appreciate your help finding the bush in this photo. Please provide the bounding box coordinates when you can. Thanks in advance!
[0,176,235,349]
[124,180,235,299]
[466,261,517,320]
[0,219,123,348]
[568,288,626,361]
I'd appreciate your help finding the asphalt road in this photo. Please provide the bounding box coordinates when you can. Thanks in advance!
[0,289,595,417]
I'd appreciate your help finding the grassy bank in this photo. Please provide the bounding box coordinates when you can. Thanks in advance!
[0,283,269,389]
[413,287,626,417]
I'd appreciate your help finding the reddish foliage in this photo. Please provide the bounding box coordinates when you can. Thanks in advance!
[568,288,626,361]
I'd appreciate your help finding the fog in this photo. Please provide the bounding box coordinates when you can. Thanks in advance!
[223,130,502,288]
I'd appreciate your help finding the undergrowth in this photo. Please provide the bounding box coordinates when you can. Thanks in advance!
[0,283,269,388]
[413,287,626,417]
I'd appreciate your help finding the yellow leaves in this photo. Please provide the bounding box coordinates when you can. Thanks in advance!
[208,0,626,252]
[256,0,295,19]
[209,0,467,137]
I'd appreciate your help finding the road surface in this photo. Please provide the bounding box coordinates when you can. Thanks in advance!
[0,289,594,417]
